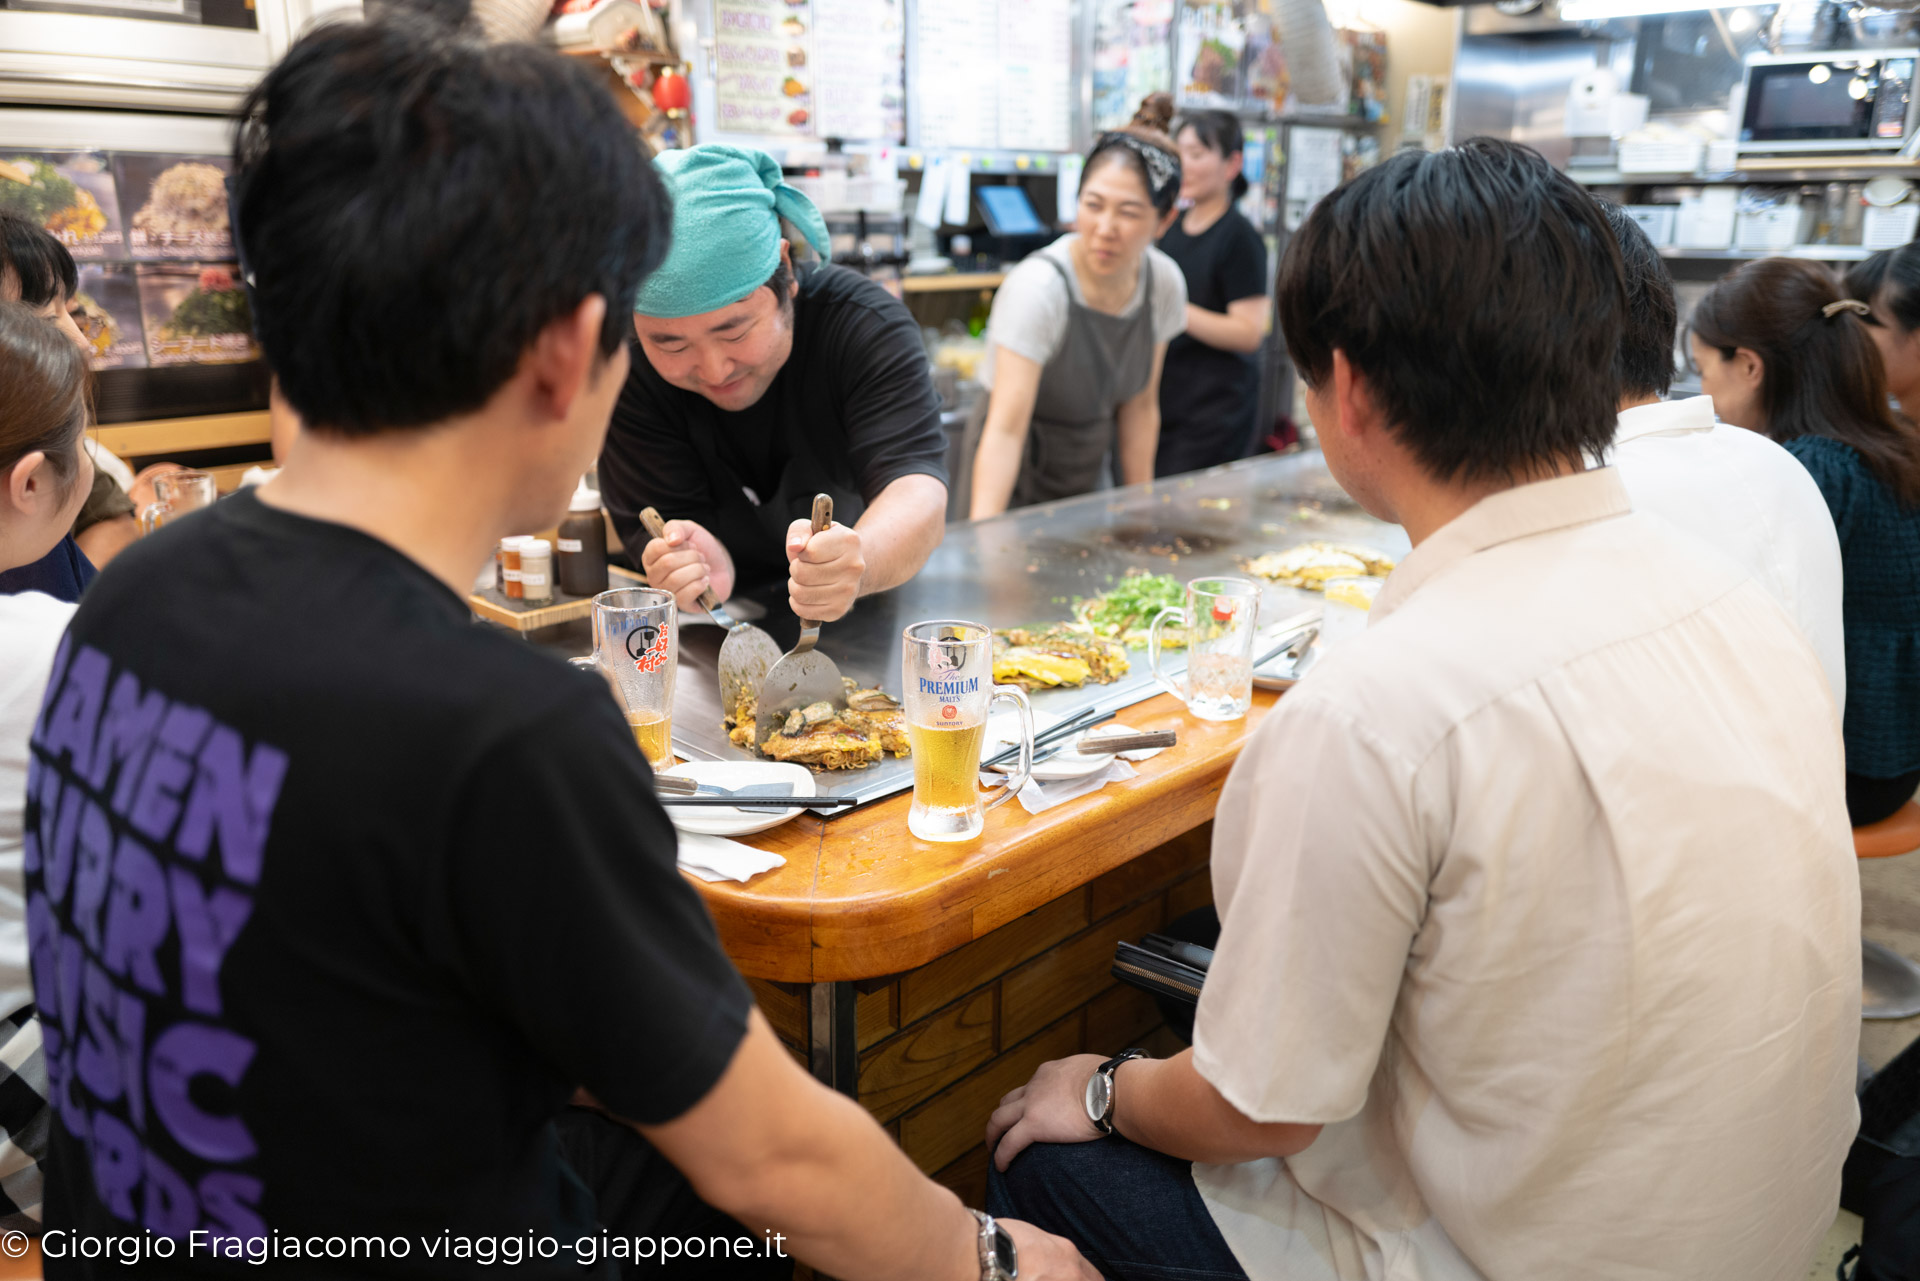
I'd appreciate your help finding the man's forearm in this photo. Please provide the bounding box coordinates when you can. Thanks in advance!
[853,474,947,595]
[1113,1050,1320,1165]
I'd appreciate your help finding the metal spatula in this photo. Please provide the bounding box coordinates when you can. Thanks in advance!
[755,493,849,744]
[639,506,783,721]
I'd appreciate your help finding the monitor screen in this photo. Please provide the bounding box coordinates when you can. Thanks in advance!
[977,185,1047,237]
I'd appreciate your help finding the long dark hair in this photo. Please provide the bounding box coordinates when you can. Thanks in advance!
[1846,242,1920,333]
[1174,110,1248,202]
[1690,256,1920,504]
[0,301,89,491]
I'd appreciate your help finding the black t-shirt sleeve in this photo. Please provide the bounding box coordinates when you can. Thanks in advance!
[598,352,722,558]
[828,287,950,503]
[1218,218,1269,307]
[444,685,752,1125]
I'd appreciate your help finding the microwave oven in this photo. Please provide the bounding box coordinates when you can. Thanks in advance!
[1737,50,1919,154]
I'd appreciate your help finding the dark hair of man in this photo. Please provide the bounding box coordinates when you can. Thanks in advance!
[1597,201,1678,402]
[1692,256,1920,504]
[1175,110,1249,202]
[231,16,672,436]
[0,300,89,491]
[0,211,78,309]
[1275,137,1625,484]
[1846,243,1920,334]
[766,251,795,318]
[1085,92,1181,215]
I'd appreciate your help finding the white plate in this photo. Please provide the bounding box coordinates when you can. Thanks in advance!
[1028,722,1168,782]
[661,761,816,837]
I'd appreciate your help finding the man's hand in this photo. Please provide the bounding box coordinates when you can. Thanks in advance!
[1002,1220,1103,1280]
[128,462,185,512]
[786,518,865,622]
[986,1054,1108,1172]
[640,519,736,614]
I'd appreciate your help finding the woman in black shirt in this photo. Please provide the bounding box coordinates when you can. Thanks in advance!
[1155,111,1270,477]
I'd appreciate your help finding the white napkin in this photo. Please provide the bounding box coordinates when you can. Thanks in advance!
[1013,758,1138,815]
[677,832,787,883]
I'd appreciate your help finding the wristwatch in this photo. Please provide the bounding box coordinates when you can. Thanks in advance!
[1084,1048,1149,1135]
[969,1208,1017,1281]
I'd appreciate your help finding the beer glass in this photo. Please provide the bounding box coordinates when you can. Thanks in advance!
[571,588,677,769]
[1319,576,1383,650]
[137,469,217,533]
[902,620,1035,842]
[1148,577,1261,721]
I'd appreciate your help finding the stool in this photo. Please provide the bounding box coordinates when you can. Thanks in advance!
[1856,801,1920,1020]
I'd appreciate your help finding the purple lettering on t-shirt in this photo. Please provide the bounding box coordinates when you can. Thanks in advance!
[72,799,114,951]
[40,646,110,780]
[197,1170,265,1245]
[176,727,287,887]
[75,960,124,1105]
[90,1108,142,1222]
[102,832,169,997]
[116,988,147,1133]
[143,1146,198,1238]
[127,704,212,845]
[88,672,169,795]
[149,1022,255,1163]
[54,933,83,1080]
[44,780,83,908]
[26,894,58,1029]
[167,868,251,1019]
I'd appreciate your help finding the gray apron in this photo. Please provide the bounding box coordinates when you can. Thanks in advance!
[961,253,1159,512]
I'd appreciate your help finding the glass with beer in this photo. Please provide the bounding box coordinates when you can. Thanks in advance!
[902,620,1035,842]
[137,469,218,533]
[571,587,677,769]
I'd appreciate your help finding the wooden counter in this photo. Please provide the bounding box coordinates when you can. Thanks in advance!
[698,685,1285,1207]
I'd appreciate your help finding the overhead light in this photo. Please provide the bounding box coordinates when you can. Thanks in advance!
[1558,0,1730,19]
[1727,6,1757,29]
[1809,63,1833,83]
[1850,76,1872,98]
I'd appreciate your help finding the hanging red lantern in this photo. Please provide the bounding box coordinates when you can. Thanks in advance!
[651,67,691,112]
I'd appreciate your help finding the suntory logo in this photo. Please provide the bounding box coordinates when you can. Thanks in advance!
[941,703,958,720]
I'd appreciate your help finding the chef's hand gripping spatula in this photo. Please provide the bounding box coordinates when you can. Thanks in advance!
[754,494,849,744]
[638,507,783,723]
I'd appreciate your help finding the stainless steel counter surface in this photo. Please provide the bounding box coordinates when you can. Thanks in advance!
[535,450,1408,810]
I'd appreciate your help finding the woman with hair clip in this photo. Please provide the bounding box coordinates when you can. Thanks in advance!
[1847,241,1920,425]
[1155,110,1269,477]
[1690,256,1920,826]
[0,300,96,1233]
[967,93,1188,517]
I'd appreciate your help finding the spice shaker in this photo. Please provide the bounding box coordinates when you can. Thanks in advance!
[501,537,526,600]
[557,478,609,597]
[519,538,554,603]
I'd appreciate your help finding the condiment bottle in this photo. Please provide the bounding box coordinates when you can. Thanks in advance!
[557,478,609,597]
[519,538,554,603]
[501,537,525,600]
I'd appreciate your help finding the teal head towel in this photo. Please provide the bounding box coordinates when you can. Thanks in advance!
[634,145,832,319]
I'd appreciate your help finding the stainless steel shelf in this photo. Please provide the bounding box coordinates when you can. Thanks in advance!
[1657,244,1877,261]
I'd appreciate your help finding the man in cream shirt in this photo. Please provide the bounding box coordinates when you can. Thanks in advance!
[983,139,1859,1281]
[1600,202,1846,708]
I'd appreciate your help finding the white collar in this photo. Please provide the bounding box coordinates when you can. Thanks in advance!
[1613,396,1717,446]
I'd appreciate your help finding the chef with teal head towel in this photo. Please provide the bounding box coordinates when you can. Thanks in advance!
[598,144,950,624]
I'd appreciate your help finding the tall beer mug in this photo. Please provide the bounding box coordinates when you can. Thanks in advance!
[902,620,1035,842]
[570,587,677,769]
[1148,576,1261,721]
[137,469,217,533]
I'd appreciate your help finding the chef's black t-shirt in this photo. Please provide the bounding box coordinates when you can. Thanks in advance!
[1156,206,1268,473]
[600,264,948,593]
[23,489,752,1277]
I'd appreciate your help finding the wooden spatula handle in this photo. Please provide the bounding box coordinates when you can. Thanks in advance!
[1080,731,1177,754]
[639,506,725,613]
[795,493,834,632]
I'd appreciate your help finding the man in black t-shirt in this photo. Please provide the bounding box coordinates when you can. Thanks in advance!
[600,144,948,625]
[22,18,1093,1281]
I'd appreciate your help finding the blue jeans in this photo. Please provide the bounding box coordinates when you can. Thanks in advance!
[987,1136,1249,1280]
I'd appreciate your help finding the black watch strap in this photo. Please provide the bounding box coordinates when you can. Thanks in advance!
[1087,1048,1149,1135]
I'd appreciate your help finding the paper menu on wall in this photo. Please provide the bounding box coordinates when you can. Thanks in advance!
[812,0,905,140]
[1284,127,1343,204]
[713,0,814,136]
[944,158,974,226]
[915,155,952,228]
[1056,153,1084,224]
[911,0,1072,153]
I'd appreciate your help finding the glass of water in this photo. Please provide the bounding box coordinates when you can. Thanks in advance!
[1148,576,1261,721]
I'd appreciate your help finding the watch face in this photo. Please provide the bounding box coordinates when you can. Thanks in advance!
[992,1227,1017,1273]
[1085,1071,1113,1123]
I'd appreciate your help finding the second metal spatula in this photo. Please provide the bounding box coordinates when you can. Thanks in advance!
[755,494,849,743]
[638,506,782,716]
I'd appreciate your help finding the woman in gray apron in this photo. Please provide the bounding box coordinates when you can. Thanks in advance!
[964,95,1188,518]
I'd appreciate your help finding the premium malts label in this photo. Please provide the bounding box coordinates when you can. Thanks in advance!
[917,676,979,697]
